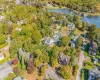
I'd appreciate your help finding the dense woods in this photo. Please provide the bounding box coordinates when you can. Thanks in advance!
[0,0,100,80]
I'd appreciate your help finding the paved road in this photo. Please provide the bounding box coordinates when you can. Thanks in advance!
[76,32,86,80]
[76,51,84,80]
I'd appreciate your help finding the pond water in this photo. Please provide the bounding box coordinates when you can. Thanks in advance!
[48,9,100,28]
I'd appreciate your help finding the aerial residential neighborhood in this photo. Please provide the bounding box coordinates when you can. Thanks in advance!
[0,0,100,80]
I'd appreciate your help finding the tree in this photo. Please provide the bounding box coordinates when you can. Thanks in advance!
[76,37,83,49]
[31,24,42,44]
[60,36,70,46]
[0,34,6,45]
[51,58,58,68]
[82,22,89,31]
[34,58,41,67]
[73,64,79,76]
[87,24,97,40]
[40,65,47,75]
[21,56,26,70]
[58,66,71,79]
[81,69,84,80]
[35,49,42,57]
[76,16,82,29]
[13,66,20,76]
[27,60,34,74]
[62,19,68,27]
[0,23,8,35]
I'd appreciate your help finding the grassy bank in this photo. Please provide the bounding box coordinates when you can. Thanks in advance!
[46,5,66,10]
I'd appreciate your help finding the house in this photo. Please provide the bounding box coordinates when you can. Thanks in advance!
[51,23,60,29]
[72,35,79,42]
[53,32,61,42]
[18,48,30,60]
[89,41,97,56]
[59,53,70,65]
[93,58,98,64]
[70,35,78,48]
[0,15,5,21]
[88,67,100,80]
[17,20,27,26]
[67,22,75,30]
[0,53,4,61]
[0,62,13,80]
[70,40,76,48]
[16,28,22,32]
[44,32,61,46]
[16,0,20,4]
[13,76,26,80]
[60,27,69,36]
[44,37,54,46]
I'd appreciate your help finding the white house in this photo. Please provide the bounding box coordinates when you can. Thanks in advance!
[53,32,61,42]
[72,35,78,42]
[93,58,98,64]
[70,41,76,48]
[89,41,97,56]
[0,15,5,21]
[16,28,22,32]
[17,20,27,26]
[44,37,54,46]
[0,53,4,61]
[18,48,30,60]
[16,0,20,4]
[67,22,75,30]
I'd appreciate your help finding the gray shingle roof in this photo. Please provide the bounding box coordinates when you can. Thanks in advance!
[0,62,13,80]
[18,48,30,60]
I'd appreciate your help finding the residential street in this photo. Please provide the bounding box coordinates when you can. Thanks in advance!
[76,32,86,80]
[76,51,84,80]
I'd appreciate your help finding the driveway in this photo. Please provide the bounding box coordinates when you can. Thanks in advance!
[45,66,64,80]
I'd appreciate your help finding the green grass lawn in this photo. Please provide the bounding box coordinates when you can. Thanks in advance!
[0,42,8,49]
[75,29,83,35]
[33,44,45,53]
[84,61,94,70]
[0,56,10,64]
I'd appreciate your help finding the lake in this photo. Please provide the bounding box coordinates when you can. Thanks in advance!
[48,9,100,28]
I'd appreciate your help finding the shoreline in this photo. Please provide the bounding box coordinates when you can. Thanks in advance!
[46,6,100,16]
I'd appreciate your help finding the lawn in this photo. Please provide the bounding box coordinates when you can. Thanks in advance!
[32,44,45,53]
[0,42,8,49]
[0,56,10,64]
[22,68,38,80]
[84,61,94,70]
[75,29,83,35]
